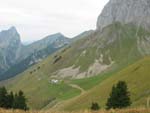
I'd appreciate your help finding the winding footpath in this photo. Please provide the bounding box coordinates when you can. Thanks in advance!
[69,84,85,94]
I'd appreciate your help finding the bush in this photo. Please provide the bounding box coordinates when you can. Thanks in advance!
[53,56,62,64]
[91,102,100,111]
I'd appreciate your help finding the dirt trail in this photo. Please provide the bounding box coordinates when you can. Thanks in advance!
[44,83,85,110]
[69,84,85,94]
[51,84,86,110]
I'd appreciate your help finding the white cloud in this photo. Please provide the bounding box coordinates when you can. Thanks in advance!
[0,0,109,42]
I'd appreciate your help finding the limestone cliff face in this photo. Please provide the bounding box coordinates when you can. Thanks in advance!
[97,0,150,30]
[0,27,22,72]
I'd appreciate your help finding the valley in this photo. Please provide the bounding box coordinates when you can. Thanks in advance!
[0,0,150,112]
[4,23,150,110]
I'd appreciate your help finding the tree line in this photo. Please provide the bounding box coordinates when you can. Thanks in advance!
[91,81,131,111]
[0,87,28,110]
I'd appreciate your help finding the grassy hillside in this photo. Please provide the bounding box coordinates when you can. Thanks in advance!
[3,23,150,110]
[58,57,150,111]
[6,71,80,109]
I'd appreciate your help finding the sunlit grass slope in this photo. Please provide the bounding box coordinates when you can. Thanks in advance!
[59,57,150,111]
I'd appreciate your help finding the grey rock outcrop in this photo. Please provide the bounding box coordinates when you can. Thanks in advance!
[97,0,150,30]
[0,27,22,71]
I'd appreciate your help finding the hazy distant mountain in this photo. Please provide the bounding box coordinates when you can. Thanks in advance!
[0,27,70,80]
[22,41,33,45]
[71,30,94,42]
[0,27,22,74]
[19,33,70,62]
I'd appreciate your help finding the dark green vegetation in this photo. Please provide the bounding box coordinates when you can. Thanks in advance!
[90,102,100,111]
[0,87,28,110]
[13,90,28,110]
[90,81,131,111]
[106,81,131,109]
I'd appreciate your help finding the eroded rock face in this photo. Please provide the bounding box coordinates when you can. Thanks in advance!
[0,27,22,71]
[97,0,150,30]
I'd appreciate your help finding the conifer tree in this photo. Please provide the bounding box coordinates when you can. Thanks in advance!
[13,90,28,110]
[0,87,28,110]
[0,87,8,108]
[6,91,14,109]
[106,81,131,109]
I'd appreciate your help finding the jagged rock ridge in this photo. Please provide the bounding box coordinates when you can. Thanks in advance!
[0,27,70,80]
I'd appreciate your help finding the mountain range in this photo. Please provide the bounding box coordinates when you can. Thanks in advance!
[0,0,150,111]
[0,27,70,80]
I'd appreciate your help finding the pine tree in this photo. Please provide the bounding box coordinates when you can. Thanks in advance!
[0,87,28,110]
[106,81,131,109]
[6,91,14,109]
[0,87,8,108]
[91,102,100,111]
[13,90,28,110]
[106,86,117,109]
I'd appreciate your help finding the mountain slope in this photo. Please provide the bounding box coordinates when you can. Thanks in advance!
[58,56,150,111]
[5,22,150,109]
[71,30,94,42]
[0,28,70,80]
[2,31,96,81]
[0,44,62,81]
[3,0,150,110]
[18,33,70,62]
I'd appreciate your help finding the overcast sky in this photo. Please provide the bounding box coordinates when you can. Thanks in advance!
[0,0,109,42]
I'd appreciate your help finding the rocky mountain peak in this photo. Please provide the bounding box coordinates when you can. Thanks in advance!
[97,0,150,30]
[0,26,20,43]
[9,26,18,34]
